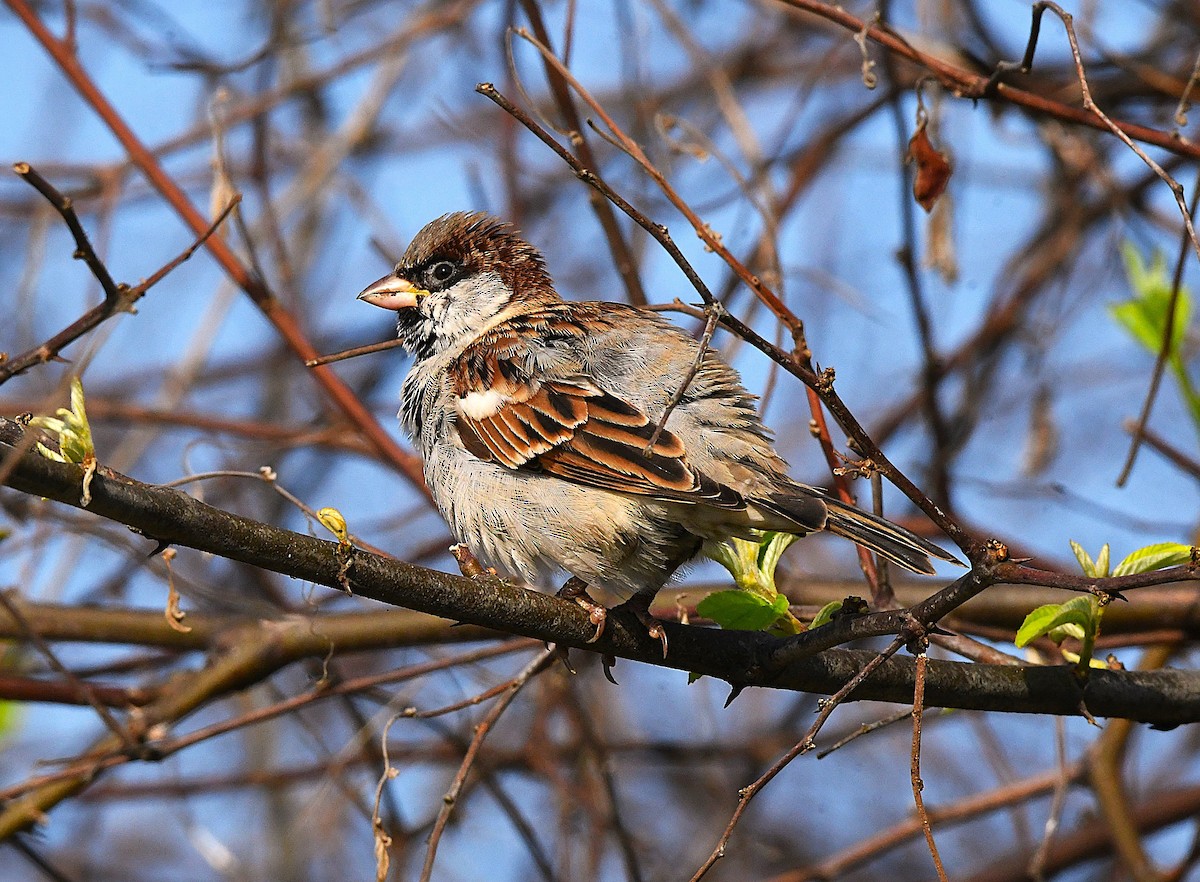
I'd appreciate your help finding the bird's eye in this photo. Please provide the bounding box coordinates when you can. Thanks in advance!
[428,260,456,283]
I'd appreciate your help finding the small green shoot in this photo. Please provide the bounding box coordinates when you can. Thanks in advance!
[317,506,355,593]
[30,377,97,506]
[317,506,351,546]
[1017,539,1195,673]
[810,599,846,630]
[699,532,803,636]
[1110,243,1200,435]
[0,699,20,741]
[1069,539,1110,579]
[1015,595,1105,673]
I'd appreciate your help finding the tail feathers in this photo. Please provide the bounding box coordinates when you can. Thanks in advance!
[761,488,962,575]
[820,497,962,575]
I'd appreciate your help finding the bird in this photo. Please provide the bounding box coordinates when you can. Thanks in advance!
[357,211,959,652]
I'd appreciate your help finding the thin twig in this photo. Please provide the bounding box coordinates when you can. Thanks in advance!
[803,383,882,592]
[881,69,953,504]
[4,0,428,491]
[160,466,393,558]
[1039,3,1200,264]
[779,762,1085,881]
[419,649,554,882]
[370,711,405,882]
[0,640,537,807]
[816,707,911,758]
[869,472,894,606]
[1028,720,1068,880]
[514,0,647,306]
[689,636,906,882]
[0,168,238,385]
[774,0,1200,160]
[1174,47,1200,128]
[305,336,407,367]
[513,26,805,337]
[12,163,121,297]
[910,650,948,881]
[569,680,647,882]
[1125,420,1200,480]
[645,303,722,452]
[0,591,137,751]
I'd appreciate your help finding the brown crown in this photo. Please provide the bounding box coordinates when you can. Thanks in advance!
[400,211,554,297]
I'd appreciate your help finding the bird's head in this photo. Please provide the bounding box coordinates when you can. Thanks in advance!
[357,211,555,358]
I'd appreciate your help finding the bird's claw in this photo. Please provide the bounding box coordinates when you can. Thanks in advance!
[586,607,607,643]
[602,654,619,685]
[550,643,577,674]
[628,603,669,657]
[557,577,608,643]
[645,620,668,657]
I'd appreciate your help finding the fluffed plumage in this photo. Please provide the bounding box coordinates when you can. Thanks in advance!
[358,212,958,636]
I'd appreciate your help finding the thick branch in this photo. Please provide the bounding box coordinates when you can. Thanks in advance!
[2,418,1198,725]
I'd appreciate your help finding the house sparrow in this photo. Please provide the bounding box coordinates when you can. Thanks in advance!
[358,212,957,651]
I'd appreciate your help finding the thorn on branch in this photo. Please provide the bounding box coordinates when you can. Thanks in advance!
[724,683,745,707]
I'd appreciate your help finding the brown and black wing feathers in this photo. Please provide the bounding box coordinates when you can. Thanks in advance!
[449,321,743,510]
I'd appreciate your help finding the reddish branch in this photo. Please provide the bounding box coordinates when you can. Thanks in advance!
[4,0,428,494]
[775,0,1200,160]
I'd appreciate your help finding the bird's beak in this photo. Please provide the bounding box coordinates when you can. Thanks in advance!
[356,274,430,311]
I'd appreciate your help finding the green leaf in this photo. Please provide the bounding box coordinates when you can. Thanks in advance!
[810,600,844,630]
[1015,596,1101,648]
[756,532,799,583]
[1016,603,1068,648]
[1112,542,1194,576]
[1113,243,1191,357]
[1094,543,1110,578]
[701,534,805,633]
[697,590,784,631]
[1112,242,1200,434]
[1069,540,1096,577]
[1015,595,1104,673]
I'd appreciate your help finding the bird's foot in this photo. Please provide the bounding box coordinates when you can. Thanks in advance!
[557,577,607,643]
[618,594,669,657]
